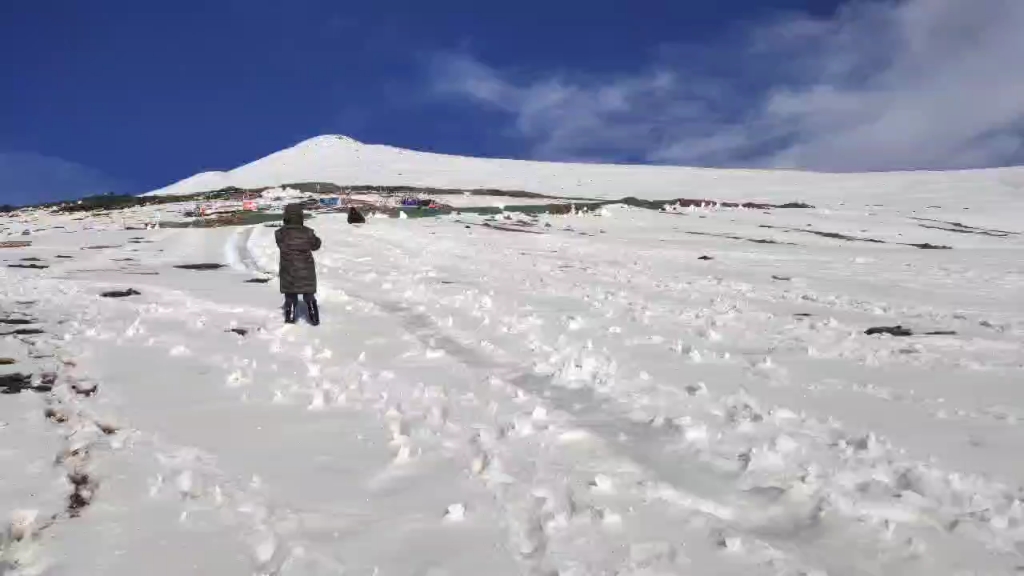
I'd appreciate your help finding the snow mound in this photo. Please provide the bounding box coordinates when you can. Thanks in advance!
[258,187,307,200]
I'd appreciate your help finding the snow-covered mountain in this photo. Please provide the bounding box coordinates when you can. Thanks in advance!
[144,135,1024,212]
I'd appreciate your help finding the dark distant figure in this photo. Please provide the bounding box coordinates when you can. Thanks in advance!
[275,203,321,325]
[347,206,366,224]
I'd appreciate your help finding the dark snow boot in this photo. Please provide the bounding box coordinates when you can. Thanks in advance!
[283,294,298,324]
[304,295,320,326]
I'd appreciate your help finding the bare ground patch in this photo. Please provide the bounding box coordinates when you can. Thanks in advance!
[174,263,226,271]
[683,230,797,246]
[909,217,1018,237]
[759,224,952,250]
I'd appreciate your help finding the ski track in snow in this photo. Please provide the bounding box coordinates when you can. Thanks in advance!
[1,199,1023,576]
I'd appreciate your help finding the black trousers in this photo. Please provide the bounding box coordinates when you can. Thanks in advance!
[284,293,316,307]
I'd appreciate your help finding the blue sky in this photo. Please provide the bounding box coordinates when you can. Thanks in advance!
[2,0,1022,206]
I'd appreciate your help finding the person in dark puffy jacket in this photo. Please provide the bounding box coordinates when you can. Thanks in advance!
[275,203,322,325]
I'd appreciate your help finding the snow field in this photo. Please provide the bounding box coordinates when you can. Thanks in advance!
[0,194,1022,575]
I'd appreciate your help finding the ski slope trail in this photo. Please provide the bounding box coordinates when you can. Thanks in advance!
[1,199,1022,575]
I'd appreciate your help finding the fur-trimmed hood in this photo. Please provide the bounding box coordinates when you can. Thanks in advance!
[283,203,304,226]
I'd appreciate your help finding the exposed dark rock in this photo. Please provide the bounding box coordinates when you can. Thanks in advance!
[0,358,15,365]
[0,373,48,394]
[174,263,226,271]
[479,222,544,234]
[347,206,366,224]
[792,228,885,243]
[82,245,121,250]
[20,257,43,261]
[228,328,249,337]
[865,326,914,337]
[697,255,714,261]
[917,224,990,236]
[8,263,49,269]
[760,224,953,250]
[0,318,35,325]
[683,231,794,246]
[56,255,74,259]
[100,288,141,298]
[772,275,792,281]
[646,197,814,210]
[0,328,44,336]
[245,278,271,284]
[910,217,1018,237]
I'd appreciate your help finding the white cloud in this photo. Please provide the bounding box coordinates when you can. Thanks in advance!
[429,0,1024,171]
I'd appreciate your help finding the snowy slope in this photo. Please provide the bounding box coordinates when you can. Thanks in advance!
[2,187,1023,574]
[144,135,1024,214]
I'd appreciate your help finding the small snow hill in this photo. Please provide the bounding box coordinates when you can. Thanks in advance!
[143,135,1024,218]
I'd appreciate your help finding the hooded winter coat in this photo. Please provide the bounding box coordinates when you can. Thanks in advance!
[275,203,321,294]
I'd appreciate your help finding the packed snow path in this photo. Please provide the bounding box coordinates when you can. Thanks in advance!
[2,202,1023,575]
